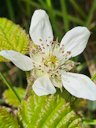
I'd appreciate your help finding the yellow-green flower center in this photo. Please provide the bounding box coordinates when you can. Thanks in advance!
[44,55,58,68]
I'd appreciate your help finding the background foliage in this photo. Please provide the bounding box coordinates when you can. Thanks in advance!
[0,0,96,128]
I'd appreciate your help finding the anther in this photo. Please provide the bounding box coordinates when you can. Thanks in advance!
[39,39,42,41]
[52,42,54,44]
[67,51,71,54]
[42,47,45,49]
[39,65,41,67]
[41,43,44,46]
[49,69,52,72]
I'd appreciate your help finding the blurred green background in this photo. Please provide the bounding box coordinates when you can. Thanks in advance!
[0,0,96,127]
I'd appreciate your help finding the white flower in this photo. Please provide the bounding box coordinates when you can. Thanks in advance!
[0,9,96,101]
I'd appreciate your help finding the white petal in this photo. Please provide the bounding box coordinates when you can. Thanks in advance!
[29,9,53,46]
[60,27,90,58]
[0,50,33,71]
[61,72,96,101]
[32,75,56,96]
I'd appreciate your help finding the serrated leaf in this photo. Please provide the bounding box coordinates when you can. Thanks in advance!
[3,87,25,108]
[18,90,83,128]
[0,107,20,128]
[0,18,30,61]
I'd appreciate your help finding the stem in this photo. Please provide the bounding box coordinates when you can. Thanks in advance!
[83,119,96,125]
[24,81,32,100]
[6,0,15,21]
[91,73,96,81]
[85,0,96,27]
[60,0,70,31]
[0,72,21,102]
[26,0,31,17]
[68,15,84,25]
[46,0,52,8]
[54,10,84,25]
[24,72,34,100]
[70,0,86,18]
[20,0,41,8]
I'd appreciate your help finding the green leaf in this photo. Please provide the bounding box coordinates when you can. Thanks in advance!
[18,90,83,128]
[0,18,30,61]
[91,73,96,81]
[83,119,96,125]
[88,101,96,111]
[3,87,25,108]
[0,107,20,128]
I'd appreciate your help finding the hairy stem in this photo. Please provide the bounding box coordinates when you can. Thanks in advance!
[24,72,34,100]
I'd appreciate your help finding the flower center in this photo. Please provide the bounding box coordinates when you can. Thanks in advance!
[30,40,76,81]
[43,55,59,68]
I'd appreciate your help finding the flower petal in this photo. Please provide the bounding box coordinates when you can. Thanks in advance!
[0,50,33,71]
[32,75,56,96]
[61,72,96,101]
[29,9,53,47]
[60,27,90,58]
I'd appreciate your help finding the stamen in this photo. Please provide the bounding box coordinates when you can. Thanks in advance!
[42,47,45,49]
[39,38,42,41]
[41,43,44,46]
[62,50,64,53]
[39,65,41,67]
[67,51,71,55]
